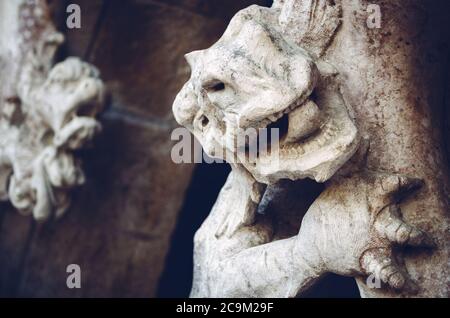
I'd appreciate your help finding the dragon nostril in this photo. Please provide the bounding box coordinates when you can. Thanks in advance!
[201,115,209,127]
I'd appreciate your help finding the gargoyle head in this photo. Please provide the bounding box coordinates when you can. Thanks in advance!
[2,57,105,220]
[0,0,105,221]
[173,5,359,183]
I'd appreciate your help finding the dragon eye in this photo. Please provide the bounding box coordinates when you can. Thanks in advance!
[211,82,225,91]
[204,80,225,92]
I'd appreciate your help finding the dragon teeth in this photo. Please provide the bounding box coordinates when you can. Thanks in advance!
[245,97,309,131]
[284,100,322,144]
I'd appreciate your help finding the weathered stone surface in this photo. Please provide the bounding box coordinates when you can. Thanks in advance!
[1,0,445,299]
[325,0,450,298]
[173,0,449,298]
[174,5,359,184]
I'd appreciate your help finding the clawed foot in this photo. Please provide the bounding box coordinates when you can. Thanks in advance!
[362,174,435,292]
[297,171,435,294]
[361,203,435,292]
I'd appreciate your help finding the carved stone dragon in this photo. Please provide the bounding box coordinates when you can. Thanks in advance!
[173,4,434,297]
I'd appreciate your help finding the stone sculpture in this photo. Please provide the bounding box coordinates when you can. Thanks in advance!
[0,0,104,220]
[173,4,436,297]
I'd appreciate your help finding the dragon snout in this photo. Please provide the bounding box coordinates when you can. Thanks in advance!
[173,82,199,129]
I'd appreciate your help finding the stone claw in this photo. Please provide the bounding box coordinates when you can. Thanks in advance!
[376,205,436,248]
[361,248,418,293]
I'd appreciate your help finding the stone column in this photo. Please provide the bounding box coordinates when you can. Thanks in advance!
[277,0,449,297]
